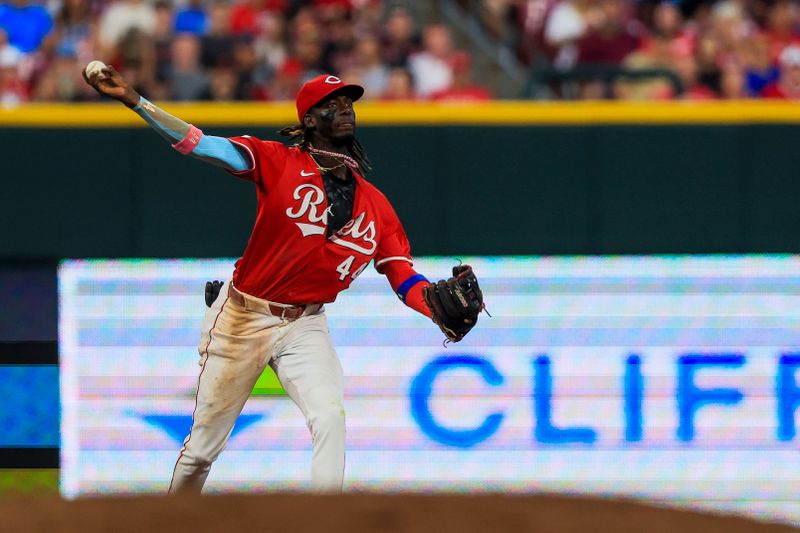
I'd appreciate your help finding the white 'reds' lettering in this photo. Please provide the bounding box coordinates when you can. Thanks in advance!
[286,184,328,236]
[286,184,328,223]
[331,212,377,255]
[286,185,378,254]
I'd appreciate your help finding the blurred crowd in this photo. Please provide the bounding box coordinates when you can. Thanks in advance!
[2,0,800,103]
[480,0,800,99]
[0,0,492,105]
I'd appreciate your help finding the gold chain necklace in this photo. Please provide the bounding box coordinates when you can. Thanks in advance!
[307,144,359,170]
[309,152,345,173]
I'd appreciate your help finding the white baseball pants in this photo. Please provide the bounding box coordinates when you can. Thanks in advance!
[169,281,345,493]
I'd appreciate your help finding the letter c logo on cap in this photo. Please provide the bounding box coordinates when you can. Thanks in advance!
[325,76,342,84]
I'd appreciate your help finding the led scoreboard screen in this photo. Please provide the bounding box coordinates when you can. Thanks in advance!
[60,256,800,524]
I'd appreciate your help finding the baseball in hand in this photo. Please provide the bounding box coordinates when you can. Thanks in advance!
[84,60,107,79]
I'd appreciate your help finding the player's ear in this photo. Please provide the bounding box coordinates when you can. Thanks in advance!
[303,113,316,130]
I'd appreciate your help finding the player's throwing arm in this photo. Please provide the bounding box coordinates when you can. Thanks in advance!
[82,61,250,171]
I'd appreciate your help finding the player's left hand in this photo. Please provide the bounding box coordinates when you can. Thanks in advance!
[422,265,485,343]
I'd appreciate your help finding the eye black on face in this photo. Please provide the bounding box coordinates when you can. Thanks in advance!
[322,95,353,110]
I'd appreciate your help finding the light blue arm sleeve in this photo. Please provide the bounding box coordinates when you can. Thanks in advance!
[192,135,250,172]
[132,98,185,143]
[132,97,250,172]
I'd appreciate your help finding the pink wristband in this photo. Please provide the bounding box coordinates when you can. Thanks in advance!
[172,124,203,155]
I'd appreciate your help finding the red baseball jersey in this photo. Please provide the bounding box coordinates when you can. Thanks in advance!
[226,135,414,304]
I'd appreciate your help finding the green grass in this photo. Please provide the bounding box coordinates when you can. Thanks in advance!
[0,469,59,496]
[251,368,286,396]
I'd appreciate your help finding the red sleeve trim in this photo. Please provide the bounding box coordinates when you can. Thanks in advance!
[402,280,432,318]
[375,256,413,270]
[227,138,256,175]
[381,260,432,318]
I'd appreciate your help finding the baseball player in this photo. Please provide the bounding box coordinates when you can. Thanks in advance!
[83,64,484,492]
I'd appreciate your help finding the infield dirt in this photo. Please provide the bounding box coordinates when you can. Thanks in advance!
[2,493,797,532]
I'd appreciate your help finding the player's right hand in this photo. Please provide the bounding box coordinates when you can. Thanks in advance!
[82,65,140,108]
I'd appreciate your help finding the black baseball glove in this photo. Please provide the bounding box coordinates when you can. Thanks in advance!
[423,265,485,343]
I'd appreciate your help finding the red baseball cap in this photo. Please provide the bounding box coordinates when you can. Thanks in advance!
[296,74,364,122]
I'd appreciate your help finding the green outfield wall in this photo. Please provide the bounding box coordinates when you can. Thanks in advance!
[3,102,800,257]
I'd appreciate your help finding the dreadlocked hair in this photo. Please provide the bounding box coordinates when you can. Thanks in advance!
[278,124,372,174]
